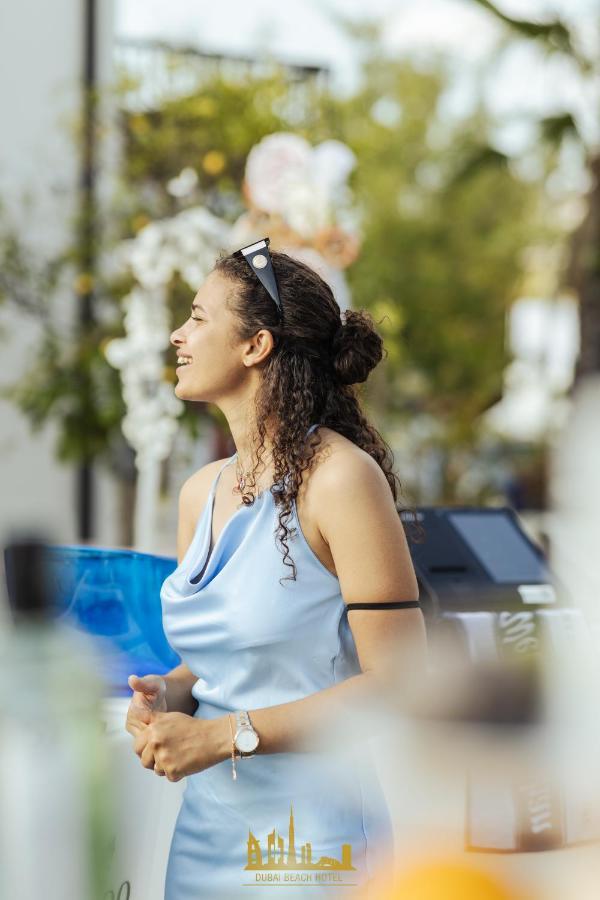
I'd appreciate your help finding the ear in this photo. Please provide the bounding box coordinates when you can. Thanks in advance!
[242,328,276,368]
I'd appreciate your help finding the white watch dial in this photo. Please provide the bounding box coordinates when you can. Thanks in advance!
[236,728,259,753]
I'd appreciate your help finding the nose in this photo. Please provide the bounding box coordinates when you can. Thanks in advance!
[170,325,186,350]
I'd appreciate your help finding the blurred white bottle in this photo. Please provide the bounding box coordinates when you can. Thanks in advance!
[0,534,116,900]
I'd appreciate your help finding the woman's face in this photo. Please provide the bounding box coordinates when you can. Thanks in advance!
[169,269,241,403]
[169,268,272,404]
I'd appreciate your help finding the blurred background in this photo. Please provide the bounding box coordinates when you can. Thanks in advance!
[1,0,597,559]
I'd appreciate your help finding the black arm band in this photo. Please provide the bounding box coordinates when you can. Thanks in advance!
[345,600,421,611]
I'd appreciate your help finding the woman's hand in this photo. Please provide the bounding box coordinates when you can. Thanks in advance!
[132,711,228,782]
[125,674,168,739]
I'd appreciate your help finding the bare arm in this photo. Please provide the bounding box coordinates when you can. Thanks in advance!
[208,448,428,760]
[163,663,199,716]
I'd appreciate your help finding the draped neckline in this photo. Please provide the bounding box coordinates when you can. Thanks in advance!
[186,424,322,587]
[188,453,279,586]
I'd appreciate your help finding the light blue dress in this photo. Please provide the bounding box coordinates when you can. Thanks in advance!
[160,424,394,899]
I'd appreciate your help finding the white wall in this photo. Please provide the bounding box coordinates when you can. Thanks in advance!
[0,0,120,549]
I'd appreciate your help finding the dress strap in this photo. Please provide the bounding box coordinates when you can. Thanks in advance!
[209,453,237,498]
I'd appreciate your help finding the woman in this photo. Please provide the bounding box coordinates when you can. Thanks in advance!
[126,238,428,899]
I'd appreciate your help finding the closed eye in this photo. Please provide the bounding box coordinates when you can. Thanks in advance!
[190,316,203,322]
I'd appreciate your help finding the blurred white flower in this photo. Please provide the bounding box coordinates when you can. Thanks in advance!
[312,140,357,196]
[108,204,232,496]
[103,286,184,469]
[166,166,199,198]
[245,133,312,215]
[282,182,331,239]
[241,131,358,250]
[370,97,403,128]
[127,207,230,289]
[109,204,233,547]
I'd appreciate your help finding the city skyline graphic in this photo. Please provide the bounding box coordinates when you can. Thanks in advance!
[245,802,356,871]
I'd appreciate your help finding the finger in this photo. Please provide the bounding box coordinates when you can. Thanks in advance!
[141,744,156,770]
[133,730,150,756]
[128,674,161,693]
[128,691,157,709]
[154,764,166,777]
[128,675,150,693]
[126,720,147,739]
[126,712,151,737]
[128,705,152,723]
[130,689,158,706]
[131,676,167,710]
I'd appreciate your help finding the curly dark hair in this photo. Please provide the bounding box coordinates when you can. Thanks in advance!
[213,247,416,586]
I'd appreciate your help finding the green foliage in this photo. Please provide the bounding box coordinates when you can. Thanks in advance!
[315,63,541,443]
[118,70,298,227]
[469,0,599,384]
[471,0,583,62]
[0,323,126,463]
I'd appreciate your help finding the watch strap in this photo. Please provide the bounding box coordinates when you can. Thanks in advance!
[233,710,259,757]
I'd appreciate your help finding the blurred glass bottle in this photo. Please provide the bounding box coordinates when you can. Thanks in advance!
[0,533,116,900]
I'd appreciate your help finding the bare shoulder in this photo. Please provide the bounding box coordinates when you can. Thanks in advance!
[298,424,388,538]
[305,426,419,605]
[303,425,384,495]
[179,456,231,515]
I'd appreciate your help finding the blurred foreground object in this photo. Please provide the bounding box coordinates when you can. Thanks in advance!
[0,533,116,900]
[404,505,600,858]
[549,374,600,640]
[347,642,600,900]
[43,543,179,695]
[20,508,600,899]
[322,505,600,900]
[42,543,186,898]
[371,855,531,900]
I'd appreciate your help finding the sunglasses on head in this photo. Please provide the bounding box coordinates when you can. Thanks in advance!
[233,237,284,324]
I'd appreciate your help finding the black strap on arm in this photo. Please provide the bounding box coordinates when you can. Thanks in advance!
[346,600,421,611]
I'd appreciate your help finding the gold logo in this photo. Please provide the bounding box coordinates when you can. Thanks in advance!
[243,803,357,887]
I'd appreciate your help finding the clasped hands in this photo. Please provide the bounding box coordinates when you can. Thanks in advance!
[126,674,226,782]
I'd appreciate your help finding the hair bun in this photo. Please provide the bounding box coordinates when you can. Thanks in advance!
[331,309,384,385]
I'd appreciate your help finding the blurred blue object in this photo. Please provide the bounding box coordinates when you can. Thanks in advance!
[45,544,180,696]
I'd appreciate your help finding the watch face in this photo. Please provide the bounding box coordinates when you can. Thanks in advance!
[237,728,259,753]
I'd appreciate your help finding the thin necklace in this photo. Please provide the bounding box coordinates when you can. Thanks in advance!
[234,448,274,496]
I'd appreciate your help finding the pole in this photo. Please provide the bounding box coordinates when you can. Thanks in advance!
[77,0,97,541]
